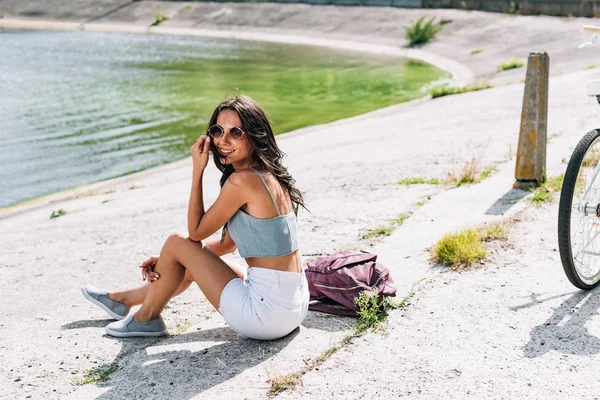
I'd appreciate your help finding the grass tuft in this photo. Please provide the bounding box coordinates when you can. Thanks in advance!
[361,212,411,241]
[79,363,119,385]
[394,215,408,225]
[269,372,303,394]
[362,226,393,240]
[480,223,508,242]
[446,156,480,186]
[582,148,600,167]
[497,58,524,71]
[546,174,564,192]
[355,289,402,332]
[152,9,168,26]
[431,223,506,269]
[431,80,492,99]
[479,165,497,180]
[529,174,564,206]
[268,279,422,395]
[470,48,484,55]
[397,177,440,185]
[50,209,67,219]
[405,16,443,47]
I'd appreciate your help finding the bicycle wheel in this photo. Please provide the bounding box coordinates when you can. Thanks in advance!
[558,128,600,289]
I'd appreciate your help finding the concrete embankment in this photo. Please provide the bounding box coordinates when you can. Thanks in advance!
[3,2,600,399]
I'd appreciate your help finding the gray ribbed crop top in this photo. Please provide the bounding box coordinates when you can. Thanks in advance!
[227,168,299,258]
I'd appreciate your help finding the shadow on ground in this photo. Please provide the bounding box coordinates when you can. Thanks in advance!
[521,287,600,357]
[485,188,530,216]
[62,311,352,398]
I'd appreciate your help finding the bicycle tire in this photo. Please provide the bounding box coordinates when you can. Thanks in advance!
[558,128,600,289]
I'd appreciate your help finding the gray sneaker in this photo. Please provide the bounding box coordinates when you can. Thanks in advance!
[81,285,130,320]
[105,314,168,337]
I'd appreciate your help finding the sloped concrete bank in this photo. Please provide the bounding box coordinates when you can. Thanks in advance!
[3,2,600,399]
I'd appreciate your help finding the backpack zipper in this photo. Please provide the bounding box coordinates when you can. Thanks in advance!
[312,271,388,291]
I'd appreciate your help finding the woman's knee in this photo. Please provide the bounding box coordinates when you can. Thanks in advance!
[163,232,205,256]
[162,232,188,254]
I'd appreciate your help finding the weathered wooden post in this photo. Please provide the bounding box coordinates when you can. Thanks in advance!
[514,52,550,189]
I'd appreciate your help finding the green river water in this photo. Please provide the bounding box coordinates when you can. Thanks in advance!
[0,30,447,207]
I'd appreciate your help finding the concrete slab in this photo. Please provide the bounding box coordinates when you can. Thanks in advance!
[0,0,133,22]
[3,2,600,399]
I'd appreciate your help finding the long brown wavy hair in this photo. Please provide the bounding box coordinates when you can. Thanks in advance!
[207,95,306,239]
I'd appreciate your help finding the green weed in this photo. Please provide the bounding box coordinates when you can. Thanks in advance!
[152,9,168,26]
[582,148,600,167]
[397,177,440,185]
[268,279,422,395]
[394,215,408,225]
[470,48,484,55]
[479,165,497,180]
[50,209,67,219]
[269,371,303,394]
[446,156,480,186]
[405,16,443,47]
[529,174,564,205]
[546,174,564,192]
[355,289,405,332]
[497,58,524,71]
[431,223,506,269]
[431,80,492,99]
[79,363,119,385]
[362,212,411,241]
[480,223,508,241]
[362,226,394,240]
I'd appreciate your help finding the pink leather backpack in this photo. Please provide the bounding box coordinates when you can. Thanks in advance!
[305,251,397,316]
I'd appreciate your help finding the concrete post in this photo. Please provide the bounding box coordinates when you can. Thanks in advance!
[514,52,549,189]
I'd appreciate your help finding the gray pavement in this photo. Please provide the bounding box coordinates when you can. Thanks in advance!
[2,2,600,399]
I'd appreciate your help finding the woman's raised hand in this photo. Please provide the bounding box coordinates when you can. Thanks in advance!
[191,135,211,171]
[139,255,160,282]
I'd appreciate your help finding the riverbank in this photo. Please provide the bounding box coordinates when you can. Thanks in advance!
[2,0,598,213]
[3,2,600,399]
[2,1,600,87]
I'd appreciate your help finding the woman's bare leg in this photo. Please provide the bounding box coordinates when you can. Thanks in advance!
[108,259,246,307]
[134,233,239,322]
[108,271,194,307]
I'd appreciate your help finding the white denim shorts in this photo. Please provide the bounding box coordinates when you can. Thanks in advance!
[219,267,310,340]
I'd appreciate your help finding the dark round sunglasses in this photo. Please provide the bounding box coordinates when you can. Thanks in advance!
[207,124,245,141]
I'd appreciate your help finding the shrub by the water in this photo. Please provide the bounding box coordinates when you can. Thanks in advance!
[152,9,168,26]
[405,16,443,47]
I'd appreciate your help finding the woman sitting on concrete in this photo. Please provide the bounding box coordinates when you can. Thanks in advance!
[82,94,309,340]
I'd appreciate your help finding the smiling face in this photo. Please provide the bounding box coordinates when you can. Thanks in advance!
[213,109,255,170]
